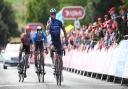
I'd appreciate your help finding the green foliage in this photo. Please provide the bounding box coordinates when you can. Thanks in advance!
[122,0,128,8]
[25,0,124,26]
[25,0,60,25]
[83,0,122,25]
[58,0,87,7]
[4,0,19,5]
[84,0,96,24]
[0,0,18,47]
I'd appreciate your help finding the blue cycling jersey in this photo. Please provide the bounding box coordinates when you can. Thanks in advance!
[49,19,63,36]
[48,18,63,55]
[33,31,47,44]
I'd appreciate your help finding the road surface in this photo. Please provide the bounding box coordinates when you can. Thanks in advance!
[0,64,127,89]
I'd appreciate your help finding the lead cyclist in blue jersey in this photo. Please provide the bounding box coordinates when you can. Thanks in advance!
[46,8,67,80]
[33,26,48,74]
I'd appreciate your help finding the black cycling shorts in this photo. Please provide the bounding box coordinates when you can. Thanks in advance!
[35,41,44,52]
[21,44,30,54]
[51,34,63,56]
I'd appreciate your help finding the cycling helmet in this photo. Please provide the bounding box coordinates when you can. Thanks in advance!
[50,8,56,13]
[37,26,42,31]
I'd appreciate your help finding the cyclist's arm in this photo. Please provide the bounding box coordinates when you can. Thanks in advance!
[46,20,51,30]
[21,33,25,44]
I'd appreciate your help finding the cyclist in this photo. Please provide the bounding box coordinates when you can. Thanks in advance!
[18,26,32,77]
[33,26,48,74]
[46,8,67,80]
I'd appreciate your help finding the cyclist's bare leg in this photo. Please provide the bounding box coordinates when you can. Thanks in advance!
[50,49,54,64]
[50,47,56,67]
[19,45,24,63]
[19,51,22,63]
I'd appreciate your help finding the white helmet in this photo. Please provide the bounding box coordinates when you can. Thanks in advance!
[50,8,56,13]
[37,26,42,31]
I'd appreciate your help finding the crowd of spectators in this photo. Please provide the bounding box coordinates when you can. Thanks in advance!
[63,5,128,52]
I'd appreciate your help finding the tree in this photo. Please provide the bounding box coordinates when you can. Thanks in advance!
[122,0,128,8]
[82,0,122,25]
[0,0,18,49]
[25,0,60,25]
[24,0,124,26]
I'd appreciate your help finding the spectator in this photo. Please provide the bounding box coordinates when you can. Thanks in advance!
[121,5,127,19]
[108,6,118,20]
[121,15,128,36]
[104,14,110,21]
[97,17,104,28]
[74,17,81,31]
[63,6,128,52]
[104,31,111,51]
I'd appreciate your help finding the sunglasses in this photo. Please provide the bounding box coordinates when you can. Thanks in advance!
[37,30,42,33]
[50,13,56,15]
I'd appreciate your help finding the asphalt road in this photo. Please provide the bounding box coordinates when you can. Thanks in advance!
[0,64,127,89]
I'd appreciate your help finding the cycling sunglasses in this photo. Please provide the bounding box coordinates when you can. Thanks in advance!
[37,30,42,33]
[50,12,56,15]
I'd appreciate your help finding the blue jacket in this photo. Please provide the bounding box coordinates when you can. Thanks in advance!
[33,31,47,44]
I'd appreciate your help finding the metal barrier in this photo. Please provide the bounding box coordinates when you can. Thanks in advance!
[63,40,128,85]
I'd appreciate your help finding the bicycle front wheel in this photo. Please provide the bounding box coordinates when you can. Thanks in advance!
[40,54,45,83]
[37,72,41,82]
